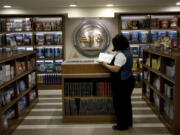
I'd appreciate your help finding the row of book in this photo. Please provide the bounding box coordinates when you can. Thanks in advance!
[64,81,112,97]
[5,18,32,32]
[34,18,62,31]
[122,31,148,43]
[150,18,179,29]
[6,33,32,46]
[64,98,115,115]
[36,33,62,45]
[151,31,177,43]
[122,30,177,44]
[1,32,62,46]
[36,47,62,58]
[0,64,14,85]
[37,60,62,72]
[121,17,179,30]
[3,17,62,32]
[37,74,62,85]
[130,45,148,57]
[122,19,149,29]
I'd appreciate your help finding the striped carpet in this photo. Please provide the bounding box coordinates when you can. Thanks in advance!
[12,88,172,135]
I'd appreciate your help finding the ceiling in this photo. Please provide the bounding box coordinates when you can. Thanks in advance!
[0,0,179,9]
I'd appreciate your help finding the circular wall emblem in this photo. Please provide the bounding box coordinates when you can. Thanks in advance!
[73,20,110,57]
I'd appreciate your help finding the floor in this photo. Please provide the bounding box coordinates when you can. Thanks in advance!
[12,88,172,135]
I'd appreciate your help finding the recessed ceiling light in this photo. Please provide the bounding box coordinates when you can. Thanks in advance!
[69,4,77,7]
[176,2,180,5]
[3,5,12,8]
[106,4,114,7]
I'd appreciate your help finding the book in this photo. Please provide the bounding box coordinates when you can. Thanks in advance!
[97,53,114,64]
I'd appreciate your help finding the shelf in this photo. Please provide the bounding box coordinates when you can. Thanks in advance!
[33,30,62,33]
[38,84,62,90]
[121,29,149,31]
[142,64,174,84]
[0,98,38,135]
[1,84,37,114]
[34,45,63,47]
[36,58,63,60]
[3,31,33,34]
[63,115,116,123]
[160,74,175,84]
[37,71,61,74]
[150,28,177,31]
[64,96,112,99]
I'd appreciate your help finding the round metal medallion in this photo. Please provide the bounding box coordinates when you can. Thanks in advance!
[73,20,110,57]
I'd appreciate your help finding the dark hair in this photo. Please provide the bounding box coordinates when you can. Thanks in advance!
[112,34,129,51]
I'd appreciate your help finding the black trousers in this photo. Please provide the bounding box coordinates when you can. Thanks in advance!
[111,75,135,127]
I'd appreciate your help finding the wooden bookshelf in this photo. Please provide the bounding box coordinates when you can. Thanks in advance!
[118,13,180,89]
[0,15,65,90]
[0,51,38,135]
[61,61,117,123]
[142,48,180,134]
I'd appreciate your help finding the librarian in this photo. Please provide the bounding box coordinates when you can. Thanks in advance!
[100,34,135,130]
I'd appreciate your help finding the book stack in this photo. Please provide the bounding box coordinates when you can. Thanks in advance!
[0,64,14,84]
[16,60,26,75]
[151,57,161,70]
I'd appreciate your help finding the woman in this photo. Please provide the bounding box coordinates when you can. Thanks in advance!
[101,34,135,130]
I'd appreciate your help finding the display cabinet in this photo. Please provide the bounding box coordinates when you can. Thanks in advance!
[142,48,180,134]
[0,51,38,135]
[62,60,116,122]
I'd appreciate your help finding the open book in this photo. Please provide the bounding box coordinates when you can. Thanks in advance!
[97,53,114,64]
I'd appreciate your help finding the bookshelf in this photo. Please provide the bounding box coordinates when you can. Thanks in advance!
[119,13,179,88]
[62,61,116,122]
[0,15,65,90]
[0,51,38,135]
[142,48,180,134]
